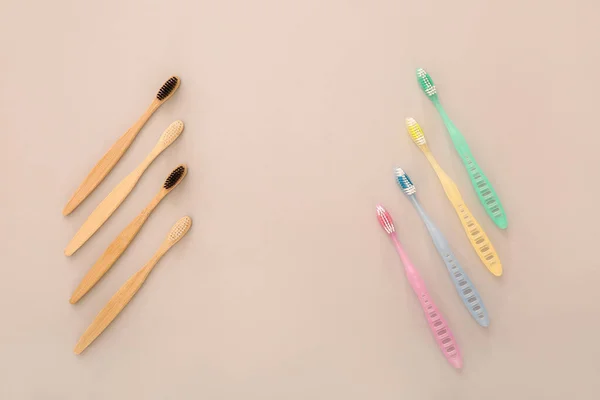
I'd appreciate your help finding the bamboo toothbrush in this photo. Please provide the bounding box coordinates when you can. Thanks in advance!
[62,76,181,216]
[70,165,188,304]
[416,68,507,229]
[74,216,192,354]
[64,121,184,256]
[376,205,462,369]
[406,117,502,276]
[394,167,489,326]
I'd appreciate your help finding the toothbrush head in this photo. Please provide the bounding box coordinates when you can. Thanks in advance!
[376,205,395,235]
[163,164,187,191]
[167,216,192,244]
[416,68,437,99]
[156,76,180,102]
[394,168,416,196]
[405,117,427,146]
[159,120,184,147]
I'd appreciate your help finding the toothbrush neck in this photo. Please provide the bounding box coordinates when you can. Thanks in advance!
[140,150,159,171]
[391,235,411,267]
[433,99,456,131]
[409,195,422,211]
[433,98,444,113]
[142,192,164,216]
[424,151,449,182]
[148,99,162,114]
[145,244,170,274]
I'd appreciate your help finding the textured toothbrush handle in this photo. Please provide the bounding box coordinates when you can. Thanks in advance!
[457,146,507,229]
[62,102,157,216]
[404,264,462,369]
[431,170,503,277]
[414,204,489,326]
[453,201,502,276]
[436,106,507,229]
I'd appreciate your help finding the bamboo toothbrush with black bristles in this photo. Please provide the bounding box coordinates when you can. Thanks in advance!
[62,76,181,216]
[64,121,184,256]
[74,216,192,354]
[70,165,188,304]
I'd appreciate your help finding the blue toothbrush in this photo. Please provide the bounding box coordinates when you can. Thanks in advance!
[395,167,490,327]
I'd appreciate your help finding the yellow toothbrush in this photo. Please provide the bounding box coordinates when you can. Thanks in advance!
[405,118,502,276]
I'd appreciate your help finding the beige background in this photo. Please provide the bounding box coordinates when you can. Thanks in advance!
[1,0,599,399]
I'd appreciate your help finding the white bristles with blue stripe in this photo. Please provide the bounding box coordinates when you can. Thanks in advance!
[395,167,416,196]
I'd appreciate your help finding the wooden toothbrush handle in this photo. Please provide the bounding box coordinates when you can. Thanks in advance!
[62,101,159,216]
[70,196,161,304]
[64,163,146,256]
[74,259,158,354]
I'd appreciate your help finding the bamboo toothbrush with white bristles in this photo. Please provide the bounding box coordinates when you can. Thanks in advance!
[405,117,502,276]
[74,216,192,354]
[70,165,188,304]
[62,76,180,216]
[64,121,184,256]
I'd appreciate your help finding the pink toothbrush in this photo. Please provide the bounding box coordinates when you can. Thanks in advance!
[376,204,462,369]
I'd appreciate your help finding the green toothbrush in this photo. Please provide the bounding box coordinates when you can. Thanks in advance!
[416,68,507,229]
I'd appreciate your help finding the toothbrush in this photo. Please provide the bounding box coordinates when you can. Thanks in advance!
[406,117,502,276]
[70,165,188,304]
[64,121,184,256]
[63,76,180,216]
[394,167,489,326]
[416,68,507,229]
[376,205,462,369]
[74,216,192,354]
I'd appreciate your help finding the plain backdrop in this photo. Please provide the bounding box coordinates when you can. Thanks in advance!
[1,0,599,399]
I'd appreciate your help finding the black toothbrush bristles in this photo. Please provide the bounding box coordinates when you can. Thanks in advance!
[156,77,179,101]
[164,166,186,189]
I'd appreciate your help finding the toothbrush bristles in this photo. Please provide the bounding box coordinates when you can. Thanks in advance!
[395,168,416,195]
[417,68,437,97]
[405,118,427,145]
[157,76,179,101]
[376,205,395,234]
[168,216,192,243]
[164,165,186,189]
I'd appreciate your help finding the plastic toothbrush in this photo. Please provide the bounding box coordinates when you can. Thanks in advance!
[376,204,462,369]
[394,167,489,326]
[406,117,502,277]
[416,68,507,229]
